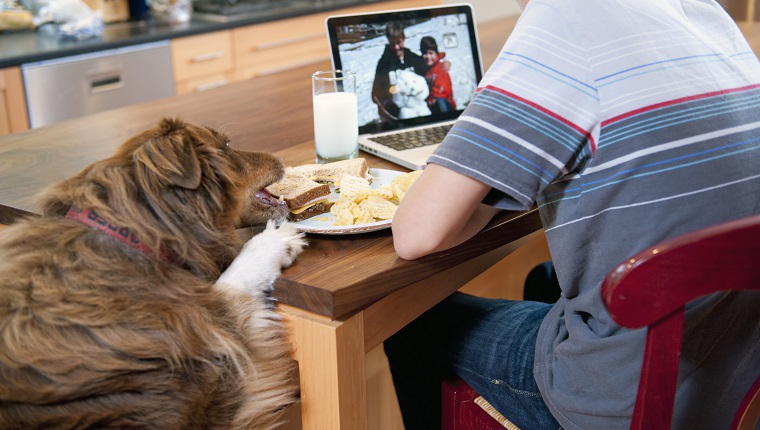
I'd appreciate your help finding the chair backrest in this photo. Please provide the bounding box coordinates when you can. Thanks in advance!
[601,214,760,430]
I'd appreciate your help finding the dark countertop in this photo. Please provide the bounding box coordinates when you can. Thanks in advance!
[0,0,382,69]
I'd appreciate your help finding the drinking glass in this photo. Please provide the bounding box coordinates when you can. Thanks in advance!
[312,70,359,164]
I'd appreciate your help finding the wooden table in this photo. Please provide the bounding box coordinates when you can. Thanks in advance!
[0,15,539,429]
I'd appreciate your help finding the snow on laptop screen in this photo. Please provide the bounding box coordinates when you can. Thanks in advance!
[328,6,482,134]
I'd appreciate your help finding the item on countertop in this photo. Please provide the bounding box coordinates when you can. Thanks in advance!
[151,0,191,24]
[33,0,103,39]
[128,0,149,21]
[0,1,33,31]
[266,170,335,222]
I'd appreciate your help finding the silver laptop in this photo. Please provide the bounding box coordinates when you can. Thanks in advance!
[326,4,483,170]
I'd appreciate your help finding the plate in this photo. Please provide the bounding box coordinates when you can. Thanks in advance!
[293,168,405,235]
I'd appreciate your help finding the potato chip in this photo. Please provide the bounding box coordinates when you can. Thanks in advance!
[353,206,375,224]
[371,185,395,200]
[331,200,357,226]
[329,169,422,226]
[362,195,398,220]
[339,175,372,199]
[391,170,423,200]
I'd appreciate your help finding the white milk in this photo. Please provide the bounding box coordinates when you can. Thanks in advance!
[313,92,359,160]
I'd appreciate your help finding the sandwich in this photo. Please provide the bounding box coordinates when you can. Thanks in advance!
[265,169,335,222]
[265,158,374,222]
[290,157,372,188]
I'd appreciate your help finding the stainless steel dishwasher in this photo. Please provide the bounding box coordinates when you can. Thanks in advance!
[21,41,175,128]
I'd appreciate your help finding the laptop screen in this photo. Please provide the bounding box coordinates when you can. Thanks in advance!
[326,4,483,135]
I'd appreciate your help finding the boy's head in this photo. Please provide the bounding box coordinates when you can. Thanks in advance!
[386,22,406,59]
[420,36,440,67]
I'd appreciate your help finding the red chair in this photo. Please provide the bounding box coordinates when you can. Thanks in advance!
[442,377,518,430]
[443,214,760,430]
[602,214,760,430]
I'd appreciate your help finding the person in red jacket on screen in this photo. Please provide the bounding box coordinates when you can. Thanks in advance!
[420,36,457,114]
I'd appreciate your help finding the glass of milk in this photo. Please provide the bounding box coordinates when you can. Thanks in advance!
[312,70,359,164]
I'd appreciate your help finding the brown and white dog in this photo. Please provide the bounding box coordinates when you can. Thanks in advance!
[0,118,305,429]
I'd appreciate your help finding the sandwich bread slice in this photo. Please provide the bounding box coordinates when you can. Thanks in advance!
[290,158,371,187]
[266,169,334,222]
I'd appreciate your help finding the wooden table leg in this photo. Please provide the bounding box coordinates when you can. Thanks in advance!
[280,306,368,430]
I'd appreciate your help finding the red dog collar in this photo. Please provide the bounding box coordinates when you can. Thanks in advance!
[65,206,176,265]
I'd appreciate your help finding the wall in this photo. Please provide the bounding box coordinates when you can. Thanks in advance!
[443,0,521,22]
[719,0,759,21]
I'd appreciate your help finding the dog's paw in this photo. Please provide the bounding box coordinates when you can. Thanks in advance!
[274,221,308,268]
[259,220,307,268]
[216,220,307,295]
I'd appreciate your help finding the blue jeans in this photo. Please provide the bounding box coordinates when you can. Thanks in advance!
[384,292,560,429]
[430,97,455,114]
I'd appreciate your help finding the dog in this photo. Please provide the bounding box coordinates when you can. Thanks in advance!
[0,118,306,429]
[392,69,432,119]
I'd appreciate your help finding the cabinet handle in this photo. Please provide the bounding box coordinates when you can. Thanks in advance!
[253,33,323,50]
[89,72,123,93]
[195,79,229,92]
[192,51,225,63]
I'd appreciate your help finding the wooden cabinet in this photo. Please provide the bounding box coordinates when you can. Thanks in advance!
[0,67,29,137]
[231,13,330,80]
[173,0,439,94]
[171,31,235,95]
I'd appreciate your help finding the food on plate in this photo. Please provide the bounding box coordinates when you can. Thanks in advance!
[391,169,423,200]
[265,158,373,222]
[290,158,372,187]
[330,170,422,226]
[266,158,423,227]
[266,170,334,221]
[338,174,372,198]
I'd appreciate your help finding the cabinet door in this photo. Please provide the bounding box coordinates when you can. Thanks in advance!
[0,67,29,136]
[171,31,233,82]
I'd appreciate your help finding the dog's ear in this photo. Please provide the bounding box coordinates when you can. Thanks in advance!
[133,118,203,190]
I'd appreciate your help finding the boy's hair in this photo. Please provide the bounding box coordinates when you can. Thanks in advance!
[420,36,438,54]
[386,21,405,39]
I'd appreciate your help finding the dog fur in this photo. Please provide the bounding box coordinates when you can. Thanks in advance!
[0,118,305,429]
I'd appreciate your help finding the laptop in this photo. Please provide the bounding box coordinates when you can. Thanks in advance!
[325,4,483,170]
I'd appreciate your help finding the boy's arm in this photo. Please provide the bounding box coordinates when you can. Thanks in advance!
[392,163,500,260]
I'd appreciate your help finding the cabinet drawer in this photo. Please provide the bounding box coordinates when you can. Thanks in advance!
[171,31,233,81]
[233,33,329,78]
[232,14,328,70]
[174,71,234,95]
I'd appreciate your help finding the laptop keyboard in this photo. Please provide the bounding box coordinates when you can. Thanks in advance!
[369,124,452,151]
